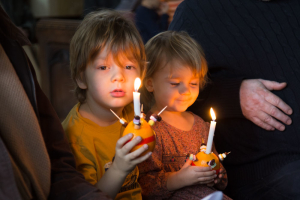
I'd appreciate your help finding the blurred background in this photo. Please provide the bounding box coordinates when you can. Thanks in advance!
[0,0,183,121]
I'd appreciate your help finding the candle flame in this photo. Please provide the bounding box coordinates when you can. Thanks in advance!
[134,78,141,91]
[210,108,216,121]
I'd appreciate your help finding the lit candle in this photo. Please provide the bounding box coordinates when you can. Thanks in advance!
[206,108,216,154]
[133,78,141,116]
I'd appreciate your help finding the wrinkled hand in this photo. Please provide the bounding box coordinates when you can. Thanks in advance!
[111,133,152,176]
[240,79,293,131]
[179,159,217,186]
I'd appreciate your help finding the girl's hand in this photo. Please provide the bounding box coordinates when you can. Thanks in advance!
[207,168,227,189]
[179,159,217,186]
[111,133,152,176]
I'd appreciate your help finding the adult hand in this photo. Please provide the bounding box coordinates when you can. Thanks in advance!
[240,79,293,131]
[158,2,169,15]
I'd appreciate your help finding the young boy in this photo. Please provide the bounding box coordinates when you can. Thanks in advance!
[62,10,151,200]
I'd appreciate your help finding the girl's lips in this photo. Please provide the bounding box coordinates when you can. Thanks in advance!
[111,89,125,97]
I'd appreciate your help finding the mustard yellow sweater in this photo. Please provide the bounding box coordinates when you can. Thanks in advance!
[62,103,142,200]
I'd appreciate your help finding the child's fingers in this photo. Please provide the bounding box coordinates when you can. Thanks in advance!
[196,179,215,185]
[116,133,133,150]
[181,159,192,169]
[121,135,142,155]
[197,176,215,183]
[219,168,226,174]
[193,166,212,172]
[218,173,224,179]
[206,182,215,187]
[128,144,149,160]
[132,151,152,165]
[214,179,220,184]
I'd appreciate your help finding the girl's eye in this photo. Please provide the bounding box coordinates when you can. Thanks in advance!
[99,66,107,70]
[125,65,134,70]
[170,83,180,86]
[190,83,198,86]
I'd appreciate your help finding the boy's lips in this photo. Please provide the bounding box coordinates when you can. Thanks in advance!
[111,89,125,97]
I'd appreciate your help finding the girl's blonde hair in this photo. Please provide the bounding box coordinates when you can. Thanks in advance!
[70,10,146,103]
[140,31,208,112]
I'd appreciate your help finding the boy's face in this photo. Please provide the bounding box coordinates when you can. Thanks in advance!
[146,62,199,112]
[78,47,140,109]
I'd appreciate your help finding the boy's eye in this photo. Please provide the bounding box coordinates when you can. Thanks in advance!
[190,83,198,86]
[99,66,107,70]
[170,83,180,86]
[125,65,134,70]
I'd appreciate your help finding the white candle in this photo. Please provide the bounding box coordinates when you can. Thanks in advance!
[206,108,216,154]
[133,78,141,116]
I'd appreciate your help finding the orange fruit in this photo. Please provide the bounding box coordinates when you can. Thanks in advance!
[122,118,156,156]
[192,151,220,174]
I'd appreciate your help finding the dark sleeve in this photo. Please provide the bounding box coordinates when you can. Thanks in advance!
[169,1,244,121]
[135,8,169,43]
[30,64,111,200]
[159,13,169,31]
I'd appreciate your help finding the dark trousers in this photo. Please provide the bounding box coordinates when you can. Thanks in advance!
[232,159,300,200]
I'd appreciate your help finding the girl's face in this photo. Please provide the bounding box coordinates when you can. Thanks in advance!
[77,46,140,110]
[146,62,199,112]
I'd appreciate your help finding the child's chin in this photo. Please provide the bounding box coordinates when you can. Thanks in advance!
[171,106,188,112]
[108,100,131,108]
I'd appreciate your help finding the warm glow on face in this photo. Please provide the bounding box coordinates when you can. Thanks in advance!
[210,108,216,121]
[134,78,141,91]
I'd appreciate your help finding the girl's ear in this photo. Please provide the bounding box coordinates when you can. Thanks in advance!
[76,73,87,89]
[145,78,154,92]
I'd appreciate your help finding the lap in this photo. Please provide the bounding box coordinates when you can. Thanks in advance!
[233,159,300,200]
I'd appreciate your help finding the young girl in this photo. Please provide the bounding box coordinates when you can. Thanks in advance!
[139,31,231,199]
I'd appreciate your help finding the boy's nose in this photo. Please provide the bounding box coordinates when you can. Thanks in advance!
[112,67,125,82]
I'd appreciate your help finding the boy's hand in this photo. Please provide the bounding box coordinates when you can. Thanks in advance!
[179,159,217,186]
[111,133,152,176]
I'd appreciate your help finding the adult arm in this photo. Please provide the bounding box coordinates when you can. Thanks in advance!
[135,7,169,43]
[169,1,292,130]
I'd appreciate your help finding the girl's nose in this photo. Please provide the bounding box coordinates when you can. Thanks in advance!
[179,84,191,95]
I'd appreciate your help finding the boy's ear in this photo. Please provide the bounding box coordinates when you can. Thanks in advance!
[145,78,154,92]
[76,73,87,89]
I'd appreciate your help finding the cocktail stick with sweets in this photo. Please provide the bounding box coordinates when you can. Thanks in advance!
[111,79,167,156]
[190,142,231,175]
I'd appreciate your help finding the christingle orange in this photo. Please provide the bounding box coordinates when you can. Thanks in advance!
[189,143,230,175]
[111,105,167,156]
[122,118,156,156]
